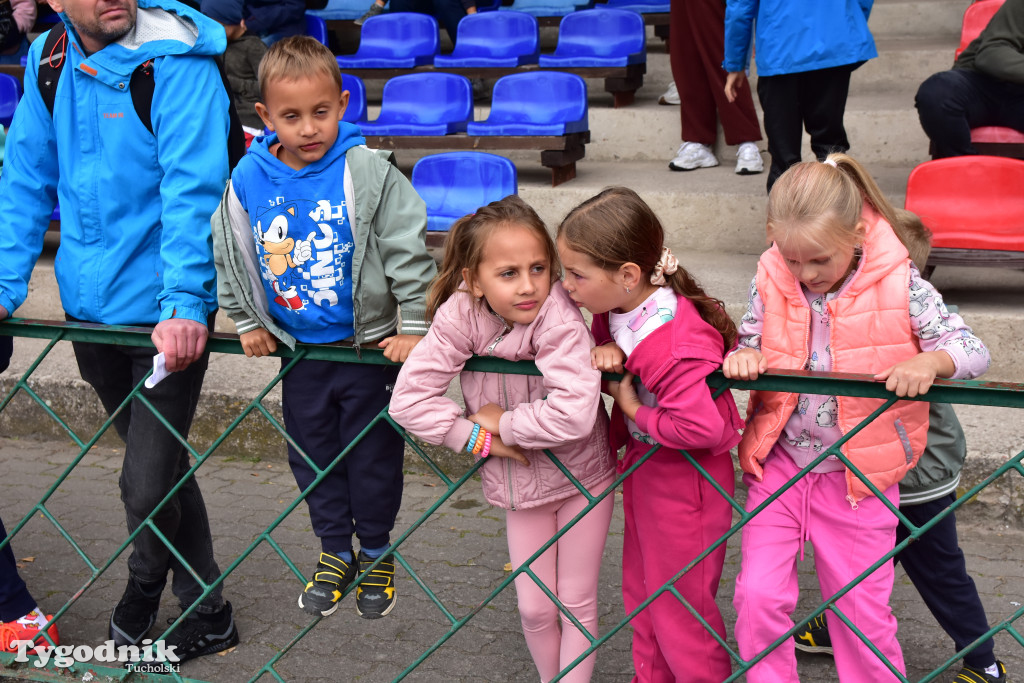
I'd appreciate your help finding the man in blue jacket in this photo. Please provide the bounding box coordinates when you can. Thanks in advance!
[0,0,238,662]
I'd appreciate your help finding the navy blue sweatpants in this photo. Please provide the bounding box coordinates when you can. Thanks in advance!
[282,358,404,555]
[897,494,996,669]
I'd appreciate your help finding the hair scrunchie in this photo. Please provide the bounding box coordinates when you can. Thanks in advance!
[650,247,679,286]
[822,158,838,168]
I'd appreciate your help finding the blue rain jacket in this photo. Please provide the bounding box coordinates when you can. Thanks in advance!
[723,0,877,77]
[0,0,229,325]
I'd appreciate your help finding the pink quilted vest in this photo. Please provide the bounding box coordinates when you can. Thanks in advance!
[738,205,929,502]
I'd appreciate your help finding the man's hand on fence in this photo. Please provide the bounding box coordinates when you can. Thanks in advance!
[152,318,209,372]
[379,334,422,363]
[0,304,7,319]
[722,348,766,381]
[240,328,279,358]
[875,350,955,398]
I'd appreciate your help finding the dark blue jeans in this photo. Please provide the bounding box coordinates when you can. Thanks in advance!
[72,340,224,613]
[915,67,1024,158]
[897,493,996,669]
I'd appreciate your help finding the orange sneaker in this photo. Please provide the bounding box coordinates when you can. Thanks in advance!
[1,610,60,653]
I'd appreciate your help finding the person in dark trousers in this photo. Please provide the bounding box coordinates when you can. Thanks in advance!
[915,0,1024,158]
[387,0,475,45]
[243,0,305,45]
[723,0,877,192]
[0,0,238,663]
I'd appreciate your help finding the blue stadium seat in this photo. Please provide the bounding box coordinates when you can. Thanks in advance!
[307,0,367,20]
[0,74,21,128]
[341,73,367,124]
[539,8,645,67]
[360,73,473,135]
[467,72,587,136]
[501,0,591,18]
[596,0,669,12]
[336,13,439,68]
[305,13,329,46]
[434,12,539,68]
[412,152,518,232]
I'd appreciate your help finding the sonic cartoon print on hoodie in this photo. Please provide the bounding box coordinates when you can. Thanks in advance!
[251,197,355,322]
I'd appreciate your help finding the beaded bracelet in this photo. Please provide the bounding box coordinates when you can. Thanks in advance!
[480,432,492,458]
[466,423,481,453]
[472,428,487,455]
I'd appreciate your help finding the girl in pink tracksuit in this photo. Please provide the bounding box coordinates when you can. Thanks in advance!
[722,153,990,683]
[557,187,743,683]
[389,195,616,683]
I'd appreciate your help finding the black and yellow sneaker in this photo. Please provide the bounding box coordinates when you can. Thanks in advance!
[356,551,397,619]
[298,552,356,617]
[956,661,1008,682]
[793,613,833,655]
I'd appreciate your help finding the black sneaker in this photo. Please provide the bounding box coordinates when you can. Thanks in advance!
[298,551,356,617]
[356,550,396,619]
[956,660,1008,682]
[163,602,239,663]
[109,577,163,647]
[793,613,833,655]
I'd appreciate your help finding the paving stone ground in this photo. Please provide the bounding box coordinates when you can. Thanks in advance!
[1,436,1021,682]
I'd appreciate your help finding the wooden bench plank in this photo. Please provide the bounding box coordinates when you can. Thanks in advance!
[338,63,645,107]
[364,131,590,186]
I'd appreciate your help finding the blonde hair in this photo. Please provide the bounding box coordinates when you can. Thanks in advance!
[258,35,343,101]
[427,195,558,320]
[557,186,737,349]
[891,208,933,270]
[766,153,908,253]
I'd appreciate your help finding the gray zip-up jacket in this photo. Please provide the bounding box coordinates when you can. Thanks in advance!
[212,143,435,349]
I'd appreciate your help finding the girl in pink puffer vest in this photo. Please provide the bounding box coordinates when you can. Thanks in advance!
[389,195,615,683]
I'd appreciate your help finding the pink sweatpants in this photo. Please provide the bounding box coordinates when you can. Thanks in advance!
[506,477,615,683]
[621,446,735,683]
[734,449,905,683]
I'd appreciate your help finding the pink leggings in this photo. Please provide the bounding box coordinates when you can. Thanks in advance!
[506,478,615,683]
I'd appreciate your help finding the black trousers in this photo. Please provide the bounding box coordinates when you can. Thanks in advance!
[756,64,855,192]
[72,338,224,612]
[897,493,996,669]
[282,358,404,555]
[916,67,1024,159]
[0,514,36,622]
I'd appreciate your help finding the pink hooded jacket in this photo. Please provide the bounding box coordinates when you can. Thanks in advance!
[389,285,614,510]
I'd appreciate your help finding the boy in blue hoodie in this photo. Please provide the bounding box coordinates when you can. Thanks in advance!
[211,36,435,620]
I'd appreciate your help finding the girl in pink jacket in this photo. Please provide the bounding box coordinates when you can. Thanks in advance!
[389,195,616,683]
[722,154,990,683]
[557,187,743,683]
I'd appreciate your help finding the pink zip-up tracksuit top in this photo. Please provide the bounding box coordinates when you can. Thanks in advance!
[592,291,743,468]
[389,285,614,510]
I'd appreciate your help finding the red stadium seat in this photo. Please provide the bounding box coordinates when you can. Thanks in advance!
[904,155,1024,273]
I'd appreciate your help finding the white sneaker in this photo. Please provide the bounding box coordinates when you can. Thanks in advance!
[669,142,719,171]
[658,82,680,105]
[735,142,764,175]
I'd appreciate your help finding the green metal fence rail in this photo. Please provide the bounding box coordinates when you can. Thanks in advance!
[0,318,1021,682]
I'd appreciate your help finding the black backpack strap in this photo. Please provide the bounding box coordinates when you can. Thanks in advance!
[38,23,68,118]
[129,59,156,134]
[129,55,246,170]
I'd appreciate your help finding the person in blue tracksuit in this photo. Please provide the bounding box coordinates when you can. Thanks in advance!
[0,0,238,663]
